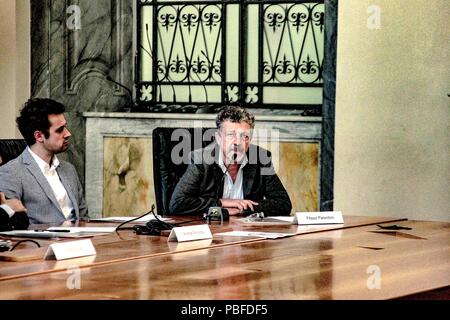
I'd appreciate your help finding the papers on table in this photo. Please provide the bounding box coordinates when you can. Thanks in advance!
[215,231,295,239]
[0,227,116,239]
[89,215,172,223]
[47,227,116,233]
[0,230,100,239]
[238,216,295,224]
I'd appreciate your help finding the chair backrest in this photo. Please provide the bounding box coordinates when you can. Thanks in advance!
[152,127,215,216]
[0,139,27,166]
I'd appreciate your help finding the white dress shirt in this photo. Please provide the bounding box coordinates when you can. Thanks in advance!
[218,149,248,200]
[28,147,74,219]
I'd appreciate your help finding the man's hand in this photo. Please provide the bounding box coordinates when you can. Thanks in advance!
[0,192,27,213]
[220,199,258,212]
[226,208,241,216]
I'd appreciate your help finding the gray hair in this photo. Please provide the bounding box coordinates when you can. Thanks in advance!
[215,106,255,130]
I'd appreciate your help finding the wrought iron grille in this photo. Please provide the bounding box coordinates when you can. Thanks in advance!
[136,0,324,113]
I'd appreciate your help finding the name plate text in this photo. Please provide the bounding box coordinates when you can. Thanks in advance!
[168,225,212,242]
[295,211,344,225]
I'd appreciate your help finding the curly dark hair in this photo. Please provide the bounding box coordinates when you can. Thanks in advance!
[16,98,66,146]
[215,106,255,130]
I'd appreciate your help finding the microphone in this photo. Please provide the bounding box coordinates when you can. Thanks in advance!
[218,153,238,200]
[105,75,134,111]
[214,151,261,218]
[205,153,238,222]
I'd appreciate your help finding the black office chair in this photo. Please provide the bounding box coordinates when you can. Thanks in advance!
[152,127,215,216]
[0,139,27,166]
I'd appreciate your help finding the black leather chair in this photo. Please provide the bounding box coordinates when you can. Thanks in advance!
[152,127,215,216]
[0,139,27,166]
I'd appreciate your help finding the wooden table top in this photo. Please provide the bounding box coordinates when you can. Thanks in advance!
[0,215,405,281]
[0,217,448,299]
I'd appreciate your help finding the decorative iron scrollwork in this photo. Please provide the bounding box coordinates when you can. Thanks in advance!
[154,4,222,84]
[226,85,239,103]
[245,86,259,104]
[140,85,152,101]
[262,3,323,84]
[137,1,324,112]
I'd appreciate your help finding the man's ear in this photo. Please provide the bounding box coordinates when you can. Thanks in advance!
[34,130,45,143]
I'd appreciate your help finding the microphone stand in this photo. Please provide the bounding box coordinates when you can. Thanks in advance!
[205,154,237,222]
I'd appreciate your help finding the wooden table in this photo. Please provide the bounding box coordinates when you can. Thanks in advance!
[0,216,448,299]
[0,215,404,281]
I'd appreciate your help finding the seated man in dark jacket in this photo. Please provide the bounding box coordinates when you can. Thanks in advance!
[169,106,292,217]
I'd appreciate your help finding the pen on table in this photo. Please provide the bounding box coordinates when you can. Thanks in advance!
[34,229,71,233]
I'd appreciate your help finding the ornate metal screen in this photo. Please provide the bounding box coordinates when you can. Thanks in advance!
[136,0,324,113]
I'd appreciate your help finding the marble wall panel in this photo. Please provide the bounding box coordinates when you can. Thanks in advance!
[103,137,154,216]
[276,142,319,213]
[321,0,338,210]
[31,0,134,186]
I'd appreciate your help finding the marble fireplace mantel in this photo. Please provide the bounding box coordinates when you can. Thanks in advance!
[84,112,322,217]
[83,112,321,123]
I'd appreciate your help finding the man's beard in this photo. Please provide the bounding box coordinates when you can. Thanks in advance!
[226,148,244,164]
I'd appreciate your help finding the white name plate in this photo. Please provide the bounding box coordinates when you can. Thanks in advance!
[294,211,344,225]
[168,224,212,242]
[168,239,213,252]
[44,239,96,260]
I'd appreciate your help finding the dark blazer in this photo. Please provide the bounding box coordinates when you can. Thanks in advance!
[0,207,29,231]
[0,149,89,224]
[169,143,292,216]
[0,207,9,226]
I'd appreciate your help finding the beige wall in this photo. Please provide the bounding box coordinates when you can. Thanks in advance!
[335,0,450,221]
[0,0,30,139]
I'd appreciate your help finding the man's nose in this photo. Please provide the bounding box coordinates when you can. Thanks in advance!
[65,128,72,138]
[232,143,244,151]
